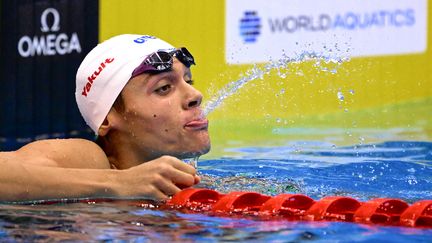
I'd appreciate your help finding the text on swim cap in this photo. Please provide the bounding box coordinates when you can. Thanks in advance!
[81,58,115,97]
[133,35,156,44]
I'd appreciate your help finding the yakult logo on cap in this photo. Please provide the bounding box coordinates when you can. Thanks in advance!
[76,34,176,133]
[81,58,115,97]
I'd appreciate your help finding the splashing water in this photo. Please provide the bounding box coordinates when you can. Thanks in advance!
[183,157,198,169]
[188,51,349,171]
[203,51,349,116]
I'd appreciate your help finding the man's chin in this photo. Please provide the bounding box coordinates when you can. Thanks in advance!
[177,143,211,160]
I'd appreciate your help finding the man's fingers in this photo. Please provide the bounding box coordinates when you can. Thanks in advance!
[158,156,200,187]
[153,177,181,196]
[161,156,197,175]
[127,156,200,200]
[151,190,169,201]
[194,175,201,184]
[139,185,168,201]
[169,170,196,188]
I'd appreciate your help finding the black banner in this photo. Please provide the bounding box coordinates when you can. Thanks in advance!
[0,0,99,150]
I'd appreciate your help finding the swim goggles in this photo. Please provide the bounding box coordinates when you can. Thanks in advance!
[131,47,195,78]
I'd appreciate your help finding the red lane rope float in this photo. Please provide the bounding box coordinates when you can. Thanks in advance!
[353,198,408,226]
[260,194,315,218]
[166,188,432,228]
[212,191,271,214]
[305,196,361,222]
[400,200,432,227]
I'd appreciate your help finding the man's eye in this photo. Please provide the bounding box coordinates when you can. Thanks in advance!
[186,80,194,85]
[155,84,172,95]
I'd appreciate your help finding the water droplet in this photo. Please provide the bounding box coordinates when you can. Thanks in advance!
[349,89,355,95]
[407,176,418,185]
[337,91,345,101]
[279,88,285,94]
[407,168,416,173]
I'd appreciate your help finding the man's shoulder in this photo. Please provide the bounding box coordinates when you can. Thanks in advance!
[15,138,111,169]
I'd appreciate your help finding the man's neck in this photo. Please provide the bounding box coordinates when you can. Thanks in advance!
[100,136,154,169]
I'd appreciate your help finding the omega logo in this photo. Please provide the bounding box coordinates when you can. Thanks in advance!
[40,8,61,32]
[17,7,82,57]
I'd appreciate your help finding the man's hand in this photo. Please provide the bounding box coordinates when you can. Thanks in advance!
[114,155,200,200]
[0,140,200,202]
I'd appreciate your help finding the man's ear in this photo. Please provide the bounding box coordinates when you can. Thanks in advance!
[98,117,111,136]
[98,110,118,136]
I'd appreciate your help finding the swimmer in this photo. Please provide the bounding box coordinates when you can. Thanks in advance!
[0,34,210,202]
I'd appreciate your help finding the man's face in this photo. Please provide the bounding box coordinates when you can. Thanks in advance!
[113,58,210,160]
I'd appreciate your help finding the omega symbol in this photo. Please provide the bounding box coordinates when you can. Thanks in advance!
[40,8,60,32]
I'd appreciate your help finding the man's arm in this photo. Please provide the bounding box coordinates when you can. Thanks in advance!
[13,138,112,169]
[0,155,119,201]
[0,139,199,202]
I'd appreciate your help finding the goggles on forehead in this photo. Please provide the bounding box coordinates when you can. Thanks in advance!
[131,47,195,78]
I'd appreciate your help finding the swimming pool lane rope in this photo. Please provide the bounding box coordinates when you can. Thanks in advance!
[158,188,431,228]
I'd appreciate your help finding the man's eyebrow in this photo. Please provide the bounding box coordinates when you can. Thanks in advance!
[146,71,172,89]
[184,70,192,79]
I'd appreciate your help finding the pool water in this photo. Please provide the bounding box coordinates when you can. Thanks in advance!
[1,140,431,242]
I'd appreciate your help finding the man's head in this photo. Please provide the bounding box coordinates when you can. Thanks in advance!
[75,34,210,162]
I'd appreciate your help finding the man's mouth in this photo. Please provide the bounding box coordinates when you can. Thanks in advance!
[184,118,209,131]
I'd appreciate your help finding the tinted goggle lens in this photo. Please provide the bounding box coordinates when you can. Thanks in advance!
[175,47,195,68]
[131,47,195,78]
[145,52,173,71]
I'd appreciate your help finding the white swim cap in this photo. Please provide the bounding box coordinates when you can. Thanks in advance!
[75,34,175,134]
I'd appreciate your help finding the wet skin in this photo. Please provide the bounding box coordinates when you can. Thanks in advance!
[105,58,211,168]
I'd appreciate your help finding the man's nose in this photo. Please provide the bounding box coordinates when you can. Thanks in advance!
[183,83,203,110]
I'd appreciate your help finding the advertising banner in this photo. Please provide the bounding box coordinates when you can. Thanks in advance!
[226,0,428,64]
[0,0,99,150]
